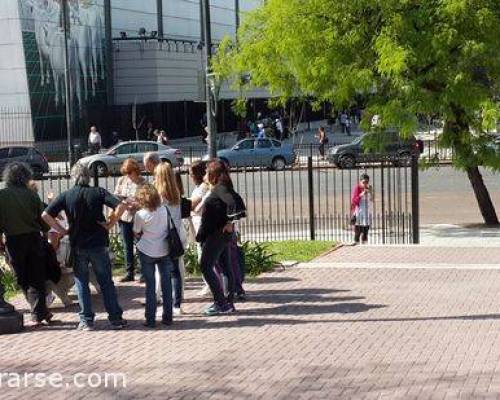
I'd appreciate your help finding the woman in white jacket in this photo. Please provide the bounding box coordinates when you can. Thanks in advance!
[154,162,187,316]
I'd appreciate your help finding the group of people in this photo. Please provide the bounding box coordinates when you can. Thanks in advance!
[0,153,246,331]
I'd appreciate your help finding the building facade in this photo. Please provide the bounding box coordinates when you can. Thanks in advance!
[0,0,265,147]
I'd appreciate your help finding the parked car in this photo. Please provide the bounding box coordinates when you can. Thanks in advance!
[77,141,184,176]
[0,146,49,177]
[327,132,423,168]
[207,138,296,170]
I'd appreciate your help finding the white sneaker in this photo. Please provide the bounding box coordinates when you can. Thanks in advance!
[173,307,183,316]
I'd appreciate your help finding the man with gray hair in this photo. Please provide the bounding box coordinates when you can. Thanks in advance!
[143,151,160,174]
[0,162,51,326]
[42,164,127,331]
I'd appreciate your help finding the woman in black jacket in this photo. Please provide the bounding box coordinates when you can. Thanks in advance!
[196,159,245,316]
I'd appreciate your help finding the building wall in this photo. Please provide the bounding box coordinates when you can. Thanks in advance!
[0,0,33,143]
[112,0,266,105]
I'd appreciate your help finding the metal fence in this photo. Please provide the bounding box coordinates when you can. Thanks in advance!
[26,152,419,245]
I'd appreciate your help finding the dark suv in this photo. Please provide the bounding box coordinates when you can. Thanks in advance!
[327,131,423,168]
[0,146,50,177]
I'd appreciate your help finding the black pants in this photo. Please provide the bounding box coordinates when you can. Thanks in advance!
[6,232,49,322]
[199,232,234,305]
[354,226,370,243]
[319,143,325,157]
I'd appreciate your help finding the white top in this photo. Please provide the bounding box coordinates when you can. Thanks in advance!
[190,183,209,233]
[133,207,169,258]
[114,175,144,222]
[355,191,372,226]
[88,131,101,145]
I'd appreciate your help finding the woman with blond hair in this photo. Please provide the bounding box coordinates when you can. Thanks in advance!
[114,158,145,282]
[154,162,186,316]
[133,183,173,328]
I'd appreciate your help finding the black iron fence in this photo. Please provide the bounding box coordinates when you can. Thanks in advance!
[19,152,419,245]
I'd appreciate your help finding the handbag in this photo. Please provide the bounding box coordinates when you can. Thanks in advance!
[180,197,192,219]
[165,206,185,259]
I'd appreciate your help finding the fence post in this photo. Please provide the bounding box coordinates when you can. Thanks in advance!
[411,153,420,244]
[307,156,315,240]
[93,166,99,188]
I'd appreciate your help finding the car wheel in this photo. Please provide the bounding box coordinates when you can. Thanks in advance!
[272,157,286,171]
[92,162,108,177]
[339,155,355,169]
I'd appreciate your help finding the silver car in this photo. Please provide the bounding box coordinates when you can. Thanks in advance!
[77,141,184,176]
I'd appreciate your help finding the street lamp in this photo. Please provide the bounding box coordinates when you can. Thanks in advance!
[200,0,218,158]
[62,0,73,166]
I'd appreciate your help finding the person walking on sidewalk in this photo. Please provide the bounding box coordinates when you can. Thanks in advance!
[316,127,329,160]
[0,162,52,327]
[114,158,145,282]
[133,183,175,328]
[42,164,128,331]
[350,173,373,245]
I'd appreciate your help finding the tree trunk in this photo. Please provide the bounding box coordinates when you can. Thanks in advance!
[466,166,499,225]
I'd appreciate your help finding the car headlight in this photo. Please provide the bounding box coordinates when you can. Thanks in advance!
[329,147,339,154]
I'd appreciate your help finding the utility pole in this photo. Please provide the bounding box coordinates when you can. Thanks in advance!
[157,0,164,38]
[201,0,217,158]
[235,0,240,31]
[62,0,73,165]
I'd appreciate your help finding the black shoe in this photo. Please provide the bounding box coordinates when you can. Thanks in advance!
[143,321,156,328]
[109,318,128,329]
[120,275,135,283]
[236,292,246,302]
[161,319,172,326]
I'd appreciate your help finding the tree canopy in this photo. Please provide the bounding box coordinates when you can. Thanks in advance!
[215,0,500,170]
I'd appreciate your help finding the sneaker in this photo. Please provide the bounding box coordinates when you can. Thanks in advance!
[226,303,236,313]
[120,275,135,283]
[77,321,95,331]
[173,307,183,316]
[204,303,221,316]
[236,292,246,302]
[109,318,128,329]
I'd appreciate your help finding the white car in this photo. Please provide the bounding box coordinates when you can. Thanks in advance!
[78,141,184,176]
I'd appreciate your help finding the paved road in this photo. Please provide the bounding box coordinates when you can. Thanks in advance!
[3,245,500,399]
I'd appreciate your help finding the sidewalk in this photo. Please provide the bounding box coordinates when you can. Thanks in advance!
[2,245,500,399]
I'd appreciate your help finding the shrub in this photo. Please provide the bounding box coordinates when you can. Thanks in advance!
[0,259,18,299]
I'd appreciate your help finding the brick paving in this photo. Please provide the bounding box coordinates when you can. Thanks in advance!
[1,246,500,399]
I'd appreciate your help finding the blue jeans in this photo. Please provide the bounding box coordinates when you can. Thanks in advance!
[119,221,136,277]
[139,251,174,324]
[74,246,123,323]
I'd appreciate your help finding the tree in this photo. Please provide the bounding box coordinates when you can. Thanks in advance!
[215,0,500,225]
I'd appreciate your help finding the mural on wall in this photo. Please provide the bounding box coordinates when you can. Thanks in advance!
[19,0,107,142]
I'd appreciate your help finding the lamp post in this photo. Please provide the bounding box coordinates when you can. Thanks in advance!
[0,270,23,334]
[62,0,73,165]
[201,0,217,158]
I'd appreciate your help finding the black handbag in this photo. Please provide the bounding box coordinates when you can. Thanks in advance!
[165,206,185,259]
[180,197,192,219]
